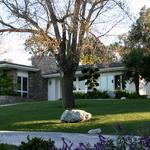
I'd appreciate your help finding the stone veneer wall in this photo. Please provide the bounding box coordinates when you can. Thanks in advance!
[28,71,48,100]
[0,96,27,104]
[31,55,59,74]
[29,55,60,100]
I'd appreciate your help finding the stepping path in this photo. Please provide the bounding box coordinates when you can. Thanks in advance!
[0,131,117,148]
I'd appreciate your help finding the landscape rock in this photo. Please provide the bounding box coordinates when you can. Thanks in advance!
[60,109,92,123]
[120,97,127,100]
[88,128,101,135]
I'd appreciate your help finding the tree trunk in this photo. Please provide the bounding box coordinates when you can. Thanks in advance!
[62,72,75,109]
[134,74,139,95]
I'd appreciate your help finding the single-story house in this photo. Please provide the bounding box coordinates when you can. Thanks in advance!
[0,56,150,101]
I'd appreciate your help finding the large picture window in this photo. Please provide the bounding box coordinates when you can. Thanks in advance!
[17,76,28,97]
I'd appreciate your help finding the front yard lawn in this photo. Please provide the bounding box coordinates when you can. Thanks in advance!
[0,99,150,135]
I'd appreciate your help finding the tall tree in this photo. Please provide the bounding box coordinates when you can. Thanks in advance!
[123,48,144,95]
[122,7,150,95]
[125,7,150,54]
[0,0,129,108]
[81,36,114,65]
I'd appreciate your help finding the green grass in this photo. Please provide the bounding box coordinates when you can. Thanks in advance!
[0,99,150,135]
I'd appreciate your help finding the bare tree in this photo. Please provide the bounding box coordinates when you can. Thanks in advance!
[0,0,129,108]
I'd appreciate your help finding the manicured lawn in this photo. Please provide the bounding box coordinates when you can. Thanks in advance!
[0,99,150,135]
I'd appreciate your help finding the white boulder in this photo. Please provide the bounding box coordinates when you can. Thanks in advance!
[60,109,92,123]
[120,97,127,100]
[88,128,101,135]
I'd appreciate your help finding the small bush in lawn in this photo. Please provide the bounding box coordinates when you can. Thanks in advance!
[115,90,129,98]
[128,92,139,99]
[73,92,86,99]
[19,136,56,150]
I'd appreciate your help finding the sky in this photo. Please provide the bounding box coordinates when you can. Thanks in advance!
[0,0,150,65]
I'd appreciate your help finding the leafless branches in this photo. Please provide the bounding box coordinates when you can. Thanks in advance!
[0,0,130,70]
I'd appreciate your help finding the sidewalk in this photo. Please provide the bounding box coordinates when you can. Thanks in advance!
[0,131,117,148]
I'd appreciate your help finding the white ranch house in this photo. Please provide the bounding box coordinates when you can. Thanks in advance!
[43,63,150,100]
[0,58,150,102]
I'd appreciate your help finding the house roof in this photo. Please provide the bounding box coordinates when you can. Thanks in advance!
[0,61,39,72]
[42,62,125,78]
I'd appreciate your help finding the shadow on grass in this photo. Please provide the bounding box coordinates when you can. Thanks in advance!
[7,117,150,136]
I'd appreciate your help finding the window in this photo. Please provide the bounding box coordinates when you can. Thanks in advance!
[17,76,21,90]
[17,76,28,97]
[114,74,126,90]
[115,75,121,90]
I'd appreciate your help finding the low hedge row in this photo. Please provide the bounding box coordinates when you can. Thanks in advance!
[74,90,147,99]
[73,91,110,99]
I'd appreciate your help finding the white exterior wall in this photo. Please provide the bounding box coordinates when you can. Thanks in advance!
[125,79,147,95]
[125,82,135,93]
[47,71,150,101]
[146,83,150,97]
[99,72,122,91]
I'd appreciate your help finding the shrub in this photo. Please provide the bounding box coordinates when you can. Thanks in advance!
[73,92,86,99]
[74,91,110,99]
[115,90,129,98]
[0,74,17,96]
[19,136,56,150]
[128,92,139,99]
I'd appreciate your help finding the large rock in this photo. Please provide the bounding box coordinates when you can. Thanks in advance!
[60,109,92,123]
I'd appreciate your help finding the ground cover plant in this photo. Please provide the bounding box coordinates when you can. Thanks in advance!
[0,99,150,135]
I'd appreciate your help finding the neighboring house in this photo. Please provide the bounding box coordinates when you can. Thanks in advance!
[0,61,47,100]
[0,58,150,101]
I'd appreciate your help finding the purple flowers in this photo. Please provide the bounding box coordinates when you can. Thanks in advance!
[59,134,150,150]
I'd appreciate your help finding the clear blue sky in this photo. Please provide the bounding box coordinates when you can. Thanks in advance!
[0,0,150,65]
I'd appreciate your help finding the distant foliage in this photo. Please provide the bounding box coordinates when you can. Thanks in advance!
[141,55,150,82]
[81,36,114,65]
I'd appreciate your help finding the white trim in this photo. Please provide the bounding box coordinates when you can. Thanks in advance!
[0,63,39,72]
[42,67,125,78]
[17,76,28,97]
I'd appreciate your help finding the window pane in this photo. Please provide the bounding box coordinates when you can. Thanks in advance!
[17,76,21,90]
[23,77,27,91]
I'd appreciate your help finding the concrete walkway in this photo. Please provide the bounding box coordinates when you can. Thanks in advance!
[0,131,117,148]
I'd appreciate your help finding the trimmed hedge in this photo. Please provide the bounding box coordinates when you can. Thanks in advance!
[74,91,110,99]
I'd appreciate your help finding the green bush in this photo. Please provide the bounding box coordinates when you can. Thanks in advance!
[19,136,56,150]
[0,74,17,96]
[128,92,139,99]
[115,90,129,98]
[73,92,86,99]
[74,91,110,99]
